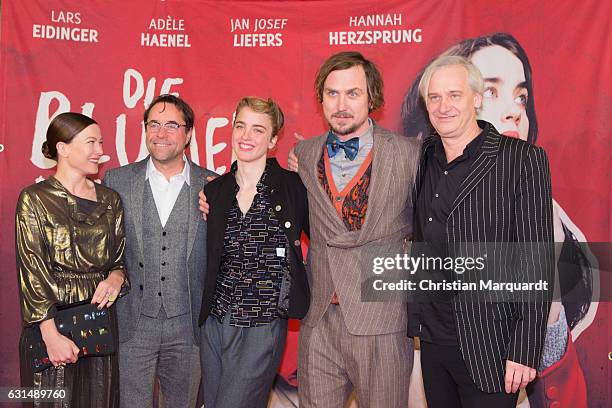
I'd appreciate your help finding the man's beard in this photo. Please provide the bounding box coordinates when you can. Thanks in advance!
[328,115,366,136]
[329,122,360,136]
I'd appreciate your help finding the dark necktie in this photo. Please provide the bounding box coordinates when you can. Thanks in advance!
[326,133,359,161]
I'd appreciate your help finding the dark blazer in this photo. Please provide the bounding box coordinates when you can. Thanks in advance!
[409,121,554,393]
[104,157,217,343]
[198,158,310,325]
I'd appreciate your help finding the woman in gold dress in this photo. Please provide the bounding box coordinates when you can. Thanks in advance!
[16,112,128,407]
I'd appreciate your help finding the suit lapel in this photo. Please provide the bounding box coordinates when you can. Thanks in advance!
[210,175,235,251]
[130,160,148,262]
[302,135,346,232]
[358,127,393,241]
[449,127,501,217]
[186,161,202,260]
[416,136,437,194]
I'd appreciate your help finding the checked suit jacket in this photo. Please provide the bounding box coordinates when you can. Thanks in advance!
[294,125,421,335]
[408,121,555,393]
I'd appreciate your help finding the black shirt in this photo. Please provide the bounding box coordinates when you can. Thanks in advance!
[210,162,289,327]
[415,128,485,345]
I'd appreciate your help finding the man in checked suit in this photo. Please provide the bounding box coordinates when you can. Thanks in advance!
[292,51,421,407]
[104,94,216,407]
[408,55,554,407]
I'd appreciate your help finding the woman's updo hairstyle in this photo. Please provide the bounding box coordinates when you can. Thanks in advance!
[42,112,97,160]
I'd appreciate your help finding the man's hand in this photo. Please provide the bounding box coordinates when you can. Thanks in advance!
[287,132,304,172]
[505,359,536,393]
[199,190,210,220]
[198,175,216,220]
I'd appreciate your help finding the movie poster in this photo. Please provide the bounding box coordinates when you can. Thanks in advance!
[0,1,609,406]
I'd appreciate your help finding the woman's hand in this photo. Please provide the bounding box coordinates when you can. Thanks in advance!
[40,319,79,367]
[92,269,125,309]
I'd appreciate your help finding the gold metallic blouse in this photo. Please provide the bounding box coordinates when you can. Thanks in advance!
[15,176,127,325]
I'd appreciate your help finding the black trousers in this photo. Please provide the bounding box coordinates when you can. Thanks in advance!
[420,341,519,408]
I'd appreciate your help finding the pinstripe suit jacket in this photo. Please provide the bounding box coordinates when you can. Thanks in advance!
[295,125,421,335]
[409,121,554,393]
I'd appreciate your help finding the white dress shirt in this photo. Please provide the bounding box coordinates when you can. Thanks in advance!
[145,155,191,227]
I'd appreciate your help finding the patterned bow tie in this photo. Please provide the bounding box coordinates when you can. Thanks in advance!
[326,133,359,161]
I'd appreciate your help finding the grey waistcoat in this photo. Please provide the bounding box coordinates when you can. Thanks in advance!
[141,181,191,318]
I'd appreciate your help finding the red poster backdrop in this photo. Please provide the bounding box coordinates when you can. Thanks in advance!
[0,1,609,406]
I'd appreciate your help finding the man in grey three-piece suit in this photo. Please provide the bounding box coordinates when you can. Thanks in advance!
[104,94,216,407]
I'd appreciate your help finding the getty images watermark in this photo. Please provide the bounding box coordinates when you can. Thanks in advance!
[360,242,556,302]
[371,253,549,293]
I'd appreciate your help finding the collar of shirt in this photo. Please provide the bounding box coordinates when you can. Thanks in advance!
[144,155,190,227]
[145,154,191,186]
[432,126,486,168]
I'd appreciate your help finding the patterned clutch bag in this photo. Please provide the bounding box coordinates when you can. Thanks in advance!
[24,300,116,372]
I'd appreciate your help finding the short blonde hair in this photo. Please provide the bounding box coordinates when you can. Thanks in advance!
[235,97,285,137]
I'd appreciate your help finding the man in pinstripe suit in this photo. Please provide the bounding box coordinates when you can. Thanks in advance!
[409,55,554,407]
[292,51,420,407]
